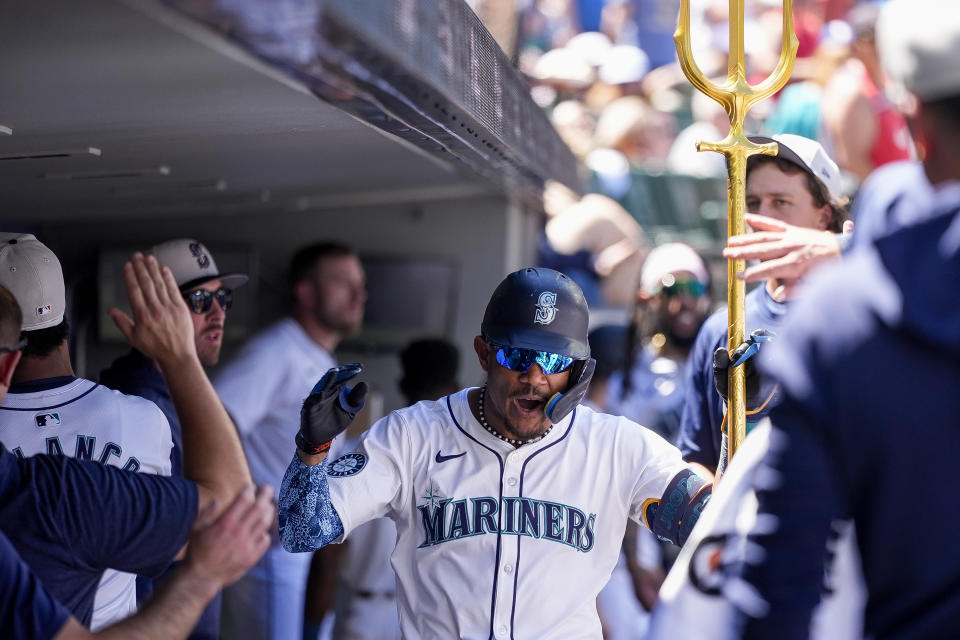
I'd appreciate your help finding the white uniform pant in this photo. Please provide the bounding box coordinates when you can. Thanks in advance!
[221,546,313,640]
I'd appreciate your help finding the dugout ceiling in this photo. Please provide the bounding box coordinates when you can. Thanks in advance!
[0,0,580,222]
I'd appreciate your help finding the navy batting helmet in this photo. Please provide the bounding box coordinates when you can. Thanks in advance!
[482,268,595,423]
[481,267,590,358]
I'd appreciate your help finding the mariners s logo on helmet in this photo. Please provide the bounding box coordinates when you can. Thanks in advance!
[535,291,558,325]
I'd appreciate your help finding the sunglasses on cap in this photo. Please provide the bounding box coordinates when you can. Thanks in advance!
[0,336,27,354]
[182,287,233,314]
[489,343,575,376]
[658,275,708,299]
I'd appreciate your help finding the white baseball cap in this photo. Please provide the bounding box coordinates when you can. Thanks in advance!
[749,134,843,202]
[150,238,248,291]
[640,242,709,296]
[0,233,66,331]
[878,0,960,104]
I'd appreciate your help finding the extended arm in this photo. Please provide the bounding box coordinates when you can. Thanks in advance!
[723,214,852,295]
[54,487,273,640]
[278,365,368,551]
[108,253,251,515]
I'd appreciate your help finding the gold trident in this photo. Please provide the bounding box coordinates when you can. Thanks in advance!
[674,0,798,464]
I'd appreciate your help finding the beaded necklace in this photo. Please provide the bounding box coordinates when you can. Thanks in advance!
[476,384,553,446]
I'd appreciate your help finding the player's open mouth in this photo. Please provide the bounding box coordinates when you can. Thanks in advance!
[513,396,545,415]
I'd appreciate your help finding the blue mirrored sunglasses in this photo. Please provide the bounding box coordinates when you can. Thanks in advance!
[490,343,575,375]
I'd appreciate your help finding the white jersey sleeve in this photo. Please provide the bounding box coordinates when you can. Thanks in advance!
[615,417,699,532]
[326,410,410,539]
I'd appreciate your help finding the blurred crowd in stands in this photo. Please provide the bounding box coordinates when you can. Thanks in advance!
[472,0,910,312]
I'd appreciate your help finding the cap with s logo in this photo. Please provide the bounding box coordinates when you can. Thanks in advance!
[150,238,248,291]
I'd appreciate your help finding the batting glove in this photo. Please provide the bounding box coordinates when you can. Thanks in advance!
[712,328,775,410]
[296,364,368,455]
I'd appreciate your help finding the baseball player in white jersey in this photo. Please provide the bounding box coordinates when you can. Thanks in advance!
[279,267,713,639]
[0,233,173,629]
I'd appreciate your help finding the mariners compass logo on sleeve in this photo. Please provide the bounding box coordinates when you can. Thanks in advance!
[327,452,367,477]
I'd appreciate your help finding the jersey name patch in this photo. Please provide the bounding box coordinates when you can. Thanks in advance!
[535,291,558,325]
[327,452,367,477]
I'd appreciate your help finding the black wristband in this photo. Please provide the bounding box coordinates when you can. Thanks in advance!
[296,431,332,456]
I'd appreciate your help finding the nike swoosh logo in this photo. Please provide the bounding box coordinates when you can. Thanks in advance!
[435,451,466,463]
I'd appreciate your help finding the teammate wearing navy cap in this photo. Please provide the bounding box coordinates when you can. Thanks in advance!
[278,267,712,639]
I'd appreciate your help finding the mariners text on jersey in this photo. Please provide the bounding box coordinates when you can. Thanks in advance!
[417,493,597,552]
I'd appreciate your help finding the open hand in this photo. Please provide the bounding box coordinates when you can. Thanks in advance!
[185,485,274,589]
[108,253,195,366]
[723,214,851,289]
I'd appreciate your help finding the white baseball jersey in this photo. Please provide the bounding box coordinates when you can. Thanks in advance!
[648,422,866,640]
[0,377,173,630]
[326,388,691,640]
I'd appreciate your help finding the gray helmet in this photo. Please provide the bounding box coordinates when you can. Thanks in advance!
[481,267,590,358]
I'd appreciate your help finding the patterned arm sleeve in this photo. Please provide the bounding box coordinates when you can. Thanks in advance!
[278,454,344,553]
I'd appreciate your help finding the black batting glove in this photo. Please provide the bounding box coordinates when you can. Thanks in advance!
[713,329,775,410]
[296,364,368,455]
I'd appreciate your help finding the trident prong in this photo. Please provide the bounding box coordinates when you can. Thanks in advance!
[674,0,798,465]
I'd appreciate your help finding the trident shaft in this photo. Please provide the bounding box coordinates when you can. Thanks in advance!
[674,0,797,464]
